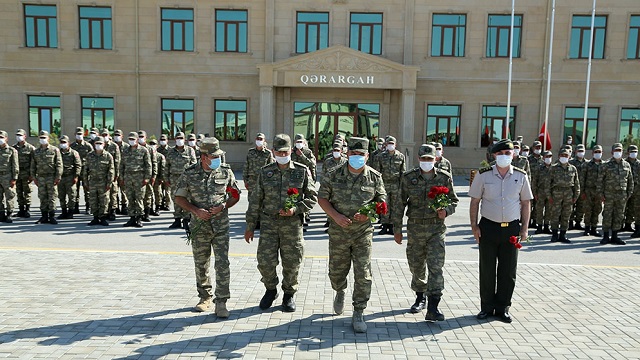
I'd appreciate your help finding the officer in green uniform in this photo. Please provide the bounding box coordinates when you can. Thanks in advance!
[245,134,318,312]
[31,130,63,224]
[242,132,274,230]
[112,129,129,215]
[56,135,82,220]
[569,144,587,230]
[101,129,121,221]
[0,131,19,223]
[137,130,157,221]
[13,129,35,218]
[71,127,94,214]
[580,145,604,237]
[174,137,241,318]
[318,137,386,333]
[597,143,634,245]
[373,135,405,235]
[548,148,580,243]
[366,138,385,167]
[119,132,152,228]
[433,142,452,173]
[149,138,165,216]
[511,141,531,180]
[85,136,115,226]
[533,151,553,234]
[393,144,458,321]
[157,134,171,210]
[165,132,197,230]
[528,141,544,227]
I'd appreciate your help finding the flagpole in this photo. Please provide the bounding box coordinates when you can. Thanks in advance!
[505,0,515,139]
[583,0,597,144]
[542,0,556,151]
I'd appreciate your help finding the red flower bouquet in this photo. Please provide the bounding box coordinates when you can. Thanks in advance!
[427,186,452,212]
[358,201,388,222]
[284,187,299,211]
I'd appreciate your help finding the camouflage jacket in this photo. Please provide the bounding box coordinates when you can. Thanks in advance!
[70,140,93,162]
[580,159,603,193]
[104,141,121,178]
[512,155,531,180]
[156,152,166,182]
[165,146,197,178]
[141,144,158,179]
[85,151,115,185]
[291,147,317,181]
[532,163,552,197]
[373,150,406,189]
[60,148,82,178]
[597,159,634,197]
[626,158,640,188]
[31,145,63,179]
[120,145,152,180]
[0,145,19,180]
[242,147,274,188]
[157,145,170,157]
[174,162,241,210]
[367,148,383,167]
[246,161,318,231]
[435,156,452,173]
[548,163,580,198]
[13,141,35,178]
[322,154,347,177]
[527,154,545,177]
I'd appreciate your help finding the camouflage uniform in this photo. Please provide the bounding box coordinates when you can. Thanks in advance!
[366,138,385,167]
[242,133,274,201]
[138,130,157,220]
[597,143,634,244]
[292,134,317,182]
[322,146,348,177]
[246,135,318,308]
[0,131,19,221]
[433,143,452,174]
[113,129,129,213]
[623,146,640,232]
[85,137,115,223]
[527,143,545,225]
[580,151,604,235]
[156,134,171,210]
[569,145,587,228]
[165,142,198,223]
[70,128,94,214]
[119,132,152,225]
[31,131,63,222]
[13,129,35,217]
[548,150,580,242]
[394,144,458,319]
[373,136,405,234]
[533,154,552,233]
[57,137,82,218]
[174,138,241,305]
[100,130,121,220]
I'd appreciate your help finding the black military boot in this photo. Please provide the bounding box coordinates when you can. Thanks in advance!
[574,221,585,231]
[141,208,151,222]
[5,211,13,223]
[631,228,640,238]
[0,211,6,222]
[610,231,626,245]
[85,204,90,214]
[107,208,116,221]
[600,232,610,245]
[150,205,160,216]
[182,218,190,230]
[424,296,445,321]
[168,218,182,229]
[590,226,602,237]
[123,216,136,227]
[73,203,80,214]
[99,216,109,226]
[543,224,552,234]
[259,289,278,310]
[35,211,48,224]
[115,206,121,215]
[534,224,543,234]
[24,205,31,218]
[568,221,575,230]
[388,224,394,234]
[622,223,634,232]
[558,230,571,244]
[16,205,25,218]
[409,292,426,313]
[88,216,100,226]
[66,208,74,219]
[134,215,143,228]
[550,229,559,242]
[282,293,296,312]
[583,225,590,236]
[57,208,68,220]
[378,224,389,235]
[121,204,128,215]
[48,211,58,225]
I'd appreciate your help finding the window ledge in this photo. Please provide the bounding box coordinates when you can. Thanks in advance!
[154,50,199,55]
[208,51,254,56]
[563,57,611,62]
[19,46,62,51]
[73,48,117,52]
[480,56,526,61]
[620,58,640,63]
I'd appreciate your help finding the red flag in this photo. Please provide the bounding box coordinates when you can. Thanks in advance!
[538,123,552,150]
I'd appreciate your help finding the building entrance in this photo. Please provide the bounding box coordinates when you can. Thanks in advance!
[293,102,380,158]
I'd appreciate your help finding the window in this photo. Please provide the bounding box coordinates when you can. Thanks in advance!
[215,10,248,53]
[563,107,599,148]
[619,108,640,143]
[296,12,329,54]
[486,14,522,58]
[481,105,516,147]
[432,14,466,57]
[79,6,112,50]
[82,97,114,131]
[569,15,607,59]
[162,99,194,139]
[24,4,58,48]
[627,15,640,59]
[349,13,382,55]
[426,105,461,147]
[161,8,194,51]
[28,95,61,137]
[214,100,247,141]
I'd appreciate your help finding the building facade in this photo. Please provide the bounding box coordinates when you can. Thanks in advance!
[1,0,639,171]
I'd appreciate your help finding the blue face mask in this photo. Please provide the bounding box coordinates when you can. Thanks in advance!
[209,157,221,170]
[348,155,366,169]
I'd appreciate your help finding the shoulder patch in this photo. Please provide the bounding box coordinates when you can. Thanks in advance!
[479,166,492,174]
[435,168,452,178]
[513,167,527,175]
[402,168,420,177]
[368,166,382,177]
[292,161,309,170]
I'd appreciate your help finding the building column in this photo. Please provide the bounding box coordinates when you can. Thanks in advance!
[400,89,416,167]
[260,86,275,140]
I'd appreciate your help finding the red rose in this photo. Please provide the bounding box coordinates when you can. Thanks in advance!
[226,186,240,200]
[376,202,388,215]
[427,190,436,199]
[514,242,523,249]
[509,236,518,244]
[439,186,450,195]
[287,188,299,196]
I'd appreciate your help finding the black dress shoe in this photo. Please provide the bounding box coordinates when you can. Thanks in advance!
[496,311,513,323]
[476,310,492,320]
[282,293,296,312]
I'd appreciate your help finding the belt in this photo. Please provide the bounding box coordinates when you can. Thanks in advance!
[262,212,293,220]
[482,217,519,227]
[408,218,443,225]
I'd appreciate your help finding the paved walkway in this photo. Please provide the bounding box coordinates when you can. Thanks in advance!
[0,249,639,359]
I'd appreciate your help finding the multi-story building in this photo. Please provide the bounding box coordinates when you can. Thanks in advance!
[1,0,639,171]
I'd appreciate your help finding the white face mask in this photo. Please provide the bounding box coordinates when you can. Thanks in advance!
[295,142,304,149]
[59,143,68,149]
[513,149,520,156]
[567,139,572,144]
[493,140,498,145]
[0,138,5,146]
[114,136,122,142]
[559,157,569,164]
[495,154,513,167]
[436,150,443,157]
[534,149,541,155]
[377,144,384,150]
[90,133,97,140]
[420,161,435,172]
[95,144,104,151]
[630,152,638,159]
[275,155,290,165]
[576,151,585,158]
[521,151,529,157]
[386,144,396,152]
[188,140,196,147]
[255,140,264,147]
[128,139,137,146]
[332,151,341,159]
[76,134,84,141]
[138,137,145,145]
[544,157,552,165]
[613,151,623,159]
[175,139,185,147]
[103,135,110,142]
[39,138,48,145]
[593,153,602,160]
[159,140,167,146]
[16,135,25,143]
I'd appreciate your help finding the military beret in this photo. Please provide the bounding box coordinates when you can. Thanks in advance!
[592,145,603,151]
[273,134,292,152]
[159,134,168,141]
[332,141,343,150]
[16,129,26,136]
[492,139,514,153]
[612,143,623,151]
[543,150,553,156]
[256,132,266,139]
[294,133,305,141]
[348,137,369,153]
[101,128,110,135]
[127,131,138,139]
[75,127,84,135]
[418,144,436,158]
[559,148,570,156]
[138,130,147,137]
[385,135,397,144]
[93,136,105,144]
[188,133,197,140]
[59,135,69,142]
[114,129,123,136]
[628,145,638,152]
[200,137,224,155]
[39,130,49,137]
[532,141,542,147]
[175,132,185,138]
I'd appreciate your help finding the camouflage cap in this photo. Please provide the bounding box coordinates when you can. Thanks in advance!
[576,144,585,150]
[90,127,99,134]
[434,142,443,150]
[294,133,305,141]
[532,140,542,147]
[175,131,185,138]
[332,141,343,150]
[75,127,84,135]
[127,131,138,139]
[348,137,369,153]
[559,148,570,156]
[512,141,521,148]
[188,133,197,140]
[376,138,385,145]
[561,144,572,150]
[592,145,603,151]
[492,139,514,153]
[39,130,49,137]
[516,135,524,141]
[0,130,7,138]
[138,130,147,137]
[93,136,105,144]
[59,135,69,142]
[612,143,624,151]
[334,134,344,140]
[385,135,397,144]
[628,145,638,152]
[273,134,292,152]
[114,129,123,136]
[148,138,158,145]
[418,144,436,158]
[197,134,205,140]
[256,132,266,139]
[101,128,110,135]
[200,137,224,156]
[159,134,168,141]
[16,129,26,136]
[543,150,553,156]
[521,144,530,151]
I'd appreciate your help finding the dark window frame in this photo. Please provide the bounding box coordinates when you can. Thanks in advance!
[214,99,247,141]
[24,4,58,48]
[431,14,467,57]
[161,8,194,52]
[296,12,329,54]
[628,15,640,59]
[161,98,195,139]
[349,12,383,55]
[215,9,248,53]
[81,97,115,130]
[426,105,461,147]
[79,6,112,50]
[486,14,522,58]
[563,106,599,148]
[570,15,607,59]
[28,95,61,137]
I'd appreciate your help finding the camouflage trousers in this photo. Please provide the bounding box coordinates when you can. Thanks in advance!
[582,191,603,227]
[88,181,110,217]
[74,178,89,209]
[406,219,446,296]
[328,221,373,311]
[602,194,628,232]
[57,176,77,210]
[36,175,58,212]
[152,181,163,209]
[143,182,153,209]
[16,175,31,206]
[162,182,172,209]
[550,189,574,231]
[0,176,16,213]
[122,174,146,216]
[380,186,399,224]
[624,191,640,225]
[535,196,551,225]
[571,194,586,223]
[257,215,304,294]
[190,214,230,301]
[170,174,189,219]
[108,181,119,210]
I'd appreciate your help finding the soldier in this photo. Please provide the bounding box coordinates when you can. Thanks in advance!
[100,129,121,221]
[157,134,170,157]
[30,130,63,224]
[119,131,152,228]
[112,129,128,215]
[433,142,452,173]
[597,143,634,245]
[533,151,553,234]
[486,137,499,162]
[520,144,530,158]
[393,144,458,321]
[373,135,405,235]
[367,138,385,167]
[581,145,604,237]
[321,141,348,229]
[148,138,166,217]
[56,135,82,220]
[137,130,157,220]
[318,137,387,333]
[165,132,197,230]
[245,134,318,312]
[623,145,640,233]
[569,144,587,230]
[85,136,115,226]
[13,129,35,218]
[157,134,171,210]
[88,127,99,146]
[71,127,93,214]
[548,148,580,243]
[511,141,531,180]
[528,141,545,227]
[242,132,274,230]
[292,133,317,226]
[174,137,241,318]
[0,131,19,223]
[188,133,200,156]
[564,135,575,154]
